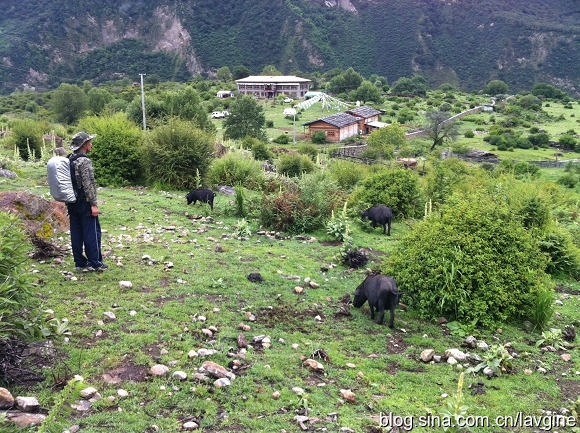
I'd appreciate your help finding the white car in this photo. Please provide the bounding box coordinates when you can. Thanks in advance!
[284,97,294,103]
[211,111,225,119]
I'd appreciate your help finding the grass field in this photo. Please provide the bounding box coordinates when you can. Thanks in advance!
[1,97,580,432]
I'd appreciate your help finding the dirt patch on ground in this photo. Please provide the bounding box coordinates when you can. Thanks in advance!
[555,284,580,295]
[259,304,325,333]
[557,379,580,403]
[386,334,408,354]
[102,361,149,383]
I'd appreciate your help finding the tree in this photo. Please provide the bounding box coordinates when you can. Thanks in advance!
[216,66,232,82]
[328,68,364,95]
[391,75,427,96]
[532,83,567,100]
[424,110,461,151]
[352,81,383,104]
[233,65,251,80]
[51,83,88,124]
[483,80,509,95]
[223,95,266,141]
[87,88,113,115]
[162,86,215,133]
[365,123,406,159]
[261,65,282,76]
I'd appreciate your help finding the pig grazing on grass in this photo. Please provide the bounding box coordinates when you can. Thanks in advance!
[352,274,399,328]
[186,188,216,211]
[361,205,392,236]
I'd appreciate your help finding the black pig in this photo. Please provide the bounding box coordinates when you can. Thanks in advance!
[361,205,392,236]
[353,274,399,328]
[186,188,216,211]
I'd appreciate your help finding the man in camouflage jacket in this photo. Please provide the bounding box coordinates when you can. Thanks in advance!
[67,131,107,271]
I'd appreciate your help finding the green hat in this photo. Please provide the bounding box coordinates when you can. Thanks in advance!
[70,131,96,151]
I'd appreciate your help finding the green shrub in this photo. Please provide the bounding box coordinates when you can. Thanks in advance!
[539,228,580,279]
[351,167,423,219]
[141,118,214,190]
[296,143,318,161]
[78,114,144,186]
[328,159,369,190]
[251,141,273,161]
[464,130,475,138]
[8,119,47,161]
[277,153,315,177]
[272,134,291,144]
[259,171,344,233]
[0,213,39,340]
[241,136,262,150]
[311,131,326,144]
[383,190,550,328]
[557,173,579,189]
[265,120,274,128]
[208,152,265,190]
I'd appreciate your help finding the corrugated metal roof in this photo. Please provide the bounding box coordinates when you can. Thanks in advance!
[346,106,383,118]
[303,113,359,128]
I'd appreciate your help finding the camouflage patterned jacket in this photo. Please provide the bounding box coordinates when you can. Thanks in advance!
[70,152,98,206]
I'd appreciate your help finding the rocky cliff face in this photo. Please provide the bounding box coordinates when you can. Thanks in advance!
[1,0,580,96]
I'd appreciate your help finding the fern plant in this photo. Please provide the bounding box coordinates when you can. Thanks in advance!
[38,375,88,433]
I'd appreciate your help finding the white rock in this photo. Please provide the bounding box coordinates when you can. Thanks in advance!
[79,387,98,399]
[292,387,305,395]
[421,349,435,362]
[447,356,458,365]
[173,371,188,381]
[103,312,116,320]
[188,350,198,359]
[15,396,40,412]
[117,389,129,398]
[150,364,170,376]
[197,348,217,356]
[182,421,199,430]
[445,348,467,361]
[214,378,231,388]
[119,281,133,289]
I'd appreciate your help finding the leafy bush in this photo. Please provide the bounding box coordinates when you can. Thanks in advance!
[272,134,291,144]
[539,228,580,279]
[277,153,315,177]
[383,190,550,328]
[328,159,369,190]
[464,130,475,138]
[259,171,344,233]
[8,119,47,161]
[351,167,423,219]
[241,136,262,150]
[0,213,39,340]
[78,114,144,186]
[141,118,214,189]
[208,152,265,191]
[557,173,579,188]
[251,141,273,161]
[296,143,318,161]
[311,131,326,144]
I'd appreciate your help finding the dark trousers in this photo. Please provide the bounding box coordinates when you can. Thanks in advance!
[67,200,103,268]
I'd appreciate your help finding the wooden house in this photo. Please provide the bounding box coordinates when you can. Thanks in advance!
[345,106,384,134]
[303,113,360,142]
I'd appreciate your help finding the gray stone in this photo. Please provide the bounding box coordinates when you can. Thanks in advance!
[445,348,467,361]
[420,349,435,362]
[15,396,40,412]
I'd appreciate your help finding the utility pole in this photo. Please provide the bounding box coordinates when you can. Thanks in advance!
[139,73,146,130]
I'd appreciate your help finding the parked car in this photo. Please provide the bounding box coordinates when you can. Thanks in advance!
[284,97,294,103]
[211,111,225,119]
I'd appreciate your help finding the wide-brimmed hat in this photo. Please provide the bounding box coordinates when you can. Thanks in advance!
[70,131,97,151]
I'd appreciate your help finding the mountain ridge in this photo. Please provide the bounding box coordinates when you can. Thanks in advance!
[1,0,580,95]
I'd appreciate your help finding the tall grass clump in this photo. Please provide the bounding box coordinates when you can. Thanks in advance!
[383,189,551,328]
[277,153,315,177]
[142,118,215,190]
[260,171,344,233]
[208,152,265,191]
[6,119,47,161]
[0,213,39,340]
[78,113,144,186]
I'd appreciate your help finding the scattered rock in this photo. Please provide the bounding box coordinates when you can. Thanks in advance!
[182,421,199,430]
[561,354,572,362]
[200,361,235,380]
[340,389,356,403]
[0,387,15,409]
[119,281,133,289]
[445,349,467,362]
[420,349,435,363]
[272,391,281,399]
[15,396,40,412]
[150,364,170,377]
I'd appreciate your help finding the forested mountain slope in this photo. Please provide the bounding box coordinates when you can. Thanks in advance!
[1,0,580,95]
